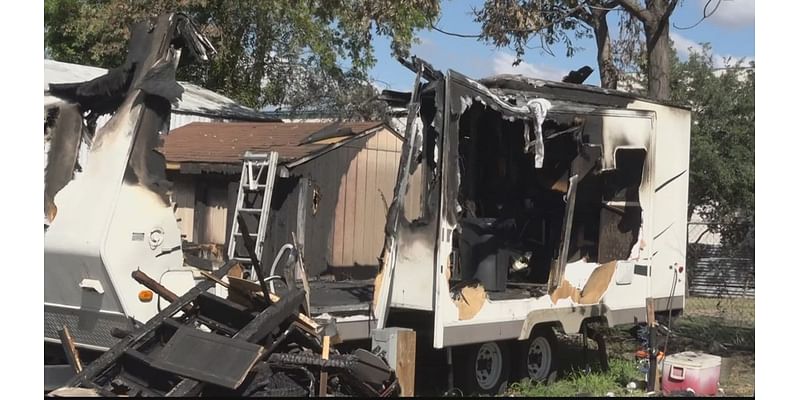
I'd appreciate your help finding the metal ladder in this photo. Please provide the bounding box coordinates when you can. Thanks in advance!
[227,151,279,274]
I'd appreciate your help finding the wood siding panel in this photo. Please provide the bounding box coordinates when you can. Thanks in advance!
[327,129,417,268]
[198,186,229,245]
[353,147,368,264]
[340,147,358,266]
[332,149,347,266]
[172,176,196,242]
[366,141,379,265]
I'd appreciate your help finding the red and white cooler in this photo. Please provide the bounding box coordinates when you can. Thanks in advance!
[661,351,722,396]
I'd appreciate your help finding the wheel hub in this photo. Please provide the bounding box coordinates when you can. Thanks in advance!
[474,342,503,390]
[527,336,552,381]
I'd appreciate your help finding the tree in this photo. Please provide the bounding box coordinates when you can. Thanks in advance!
[671,44,754,256]
[476,0,683,99]
[44,0,440,114]
[476,0,620,89]
[615,0,679,99]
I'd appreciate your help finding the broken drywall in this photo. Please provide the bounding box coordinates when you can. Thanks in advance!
[549,260,618,305]
[452,283,487,320]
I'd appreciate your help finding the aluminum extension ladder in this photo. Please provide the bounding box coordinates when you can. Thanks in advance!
[227,151,279,274]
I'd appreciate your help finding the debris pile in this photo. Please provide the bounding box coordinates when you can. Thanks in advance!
[48,260,399,397]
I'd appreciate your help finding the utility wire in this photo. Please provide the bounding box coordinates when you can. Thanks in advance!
[674,0,722,30]
[429,23,481,38]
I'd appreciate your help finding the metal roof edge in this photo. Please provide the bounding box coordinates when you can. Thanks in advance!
[283,124,387,170]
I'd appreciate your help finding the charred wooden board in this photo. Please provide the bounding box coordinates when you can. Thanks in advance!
[149,327,265,389]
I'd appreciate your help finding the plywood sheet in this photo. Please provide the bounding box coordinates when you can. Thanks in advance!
[454,284,487,320]
[578,260,617,304]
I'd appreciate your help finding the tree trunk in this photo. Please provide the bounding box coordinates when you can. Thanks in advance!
[591,9,617,89]
[645,21,671,99]
[616,0,678,100]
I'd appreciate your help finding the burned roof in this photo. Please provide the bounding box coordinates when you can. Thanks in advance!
[44,60,279,121]
[388,56,691,111]
[159,121,386,172]
[478,73,692,111]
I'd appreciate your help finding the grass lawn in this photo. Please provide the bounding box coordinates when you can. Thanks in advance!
[502,297,755,397]
[506,358,646,397]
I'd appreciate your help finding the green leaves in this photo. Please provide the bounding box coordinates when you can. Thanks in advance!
[670,44,755,255]
[44,0,440,113]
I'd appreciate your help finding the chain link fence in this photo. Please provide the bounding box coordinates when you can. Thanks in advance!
[682,221,754,350]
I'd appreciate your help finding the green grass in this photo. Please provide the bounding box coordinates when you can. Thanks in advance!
[684,297,755,326]
[505,358,644,397]
[671,315,754,351]
[501,298,756,397]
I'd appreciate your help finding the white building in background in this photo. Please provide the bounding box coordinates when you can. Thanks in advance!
[44,59,278,128]
[44,59,279,178]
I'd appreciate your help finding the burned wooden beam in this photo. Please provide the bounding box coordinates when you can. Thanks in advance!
[131,269,179,303]
[237,214,272,305]
[236,288,305,343]
[58,325,83,374]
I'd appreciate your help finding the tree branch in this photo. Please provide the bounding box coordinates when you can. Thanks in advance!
[509,4,587,34]
[616,0,651,23]
[666,0,681,17]
[574,5,593,25]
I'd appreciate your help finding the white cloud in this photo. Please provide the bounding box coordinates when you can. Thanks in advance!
[490,52,567,81]
[671,32,754,68]
[671,32,702,59]
[703,0,755,29]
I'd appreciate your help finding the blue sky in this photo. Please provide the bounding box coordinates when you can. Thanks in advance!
[367,0,755,91]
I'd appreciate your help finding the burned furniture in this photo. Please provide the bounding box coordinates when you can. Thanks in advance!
[53,260,399,397]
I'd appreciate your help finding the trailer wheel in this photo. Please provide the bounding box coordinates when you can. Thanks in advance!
[521,327,559,383]
[454,341,511,395]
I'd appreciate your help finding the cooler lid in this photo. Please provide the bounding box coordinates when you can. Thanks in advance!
[664,351,722,369]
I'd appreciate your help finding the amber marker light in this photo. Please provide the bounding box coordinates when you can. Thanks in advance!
[139,290,154,302]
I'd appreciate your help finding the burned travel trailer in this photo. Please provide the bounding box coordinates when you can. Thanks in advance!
[367,57,691,393]
[43,11,690,392]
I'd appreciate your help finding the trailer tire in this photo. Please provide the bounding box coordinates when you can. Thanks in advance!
[518,326,559,383]
[453,341,511,395]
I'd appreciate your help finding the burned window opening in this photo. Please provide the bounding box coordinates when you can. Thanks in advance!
[448,102,647,298]
[596,148,646,264]
[450,102,584,290]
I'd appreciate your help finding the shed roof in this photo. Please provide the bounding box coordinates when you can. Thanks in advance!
[159,121,387,171]
[44,60,276,121]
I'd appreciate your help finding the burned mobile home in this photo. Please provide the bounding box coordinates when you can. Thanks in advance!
[363,57,691,393]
